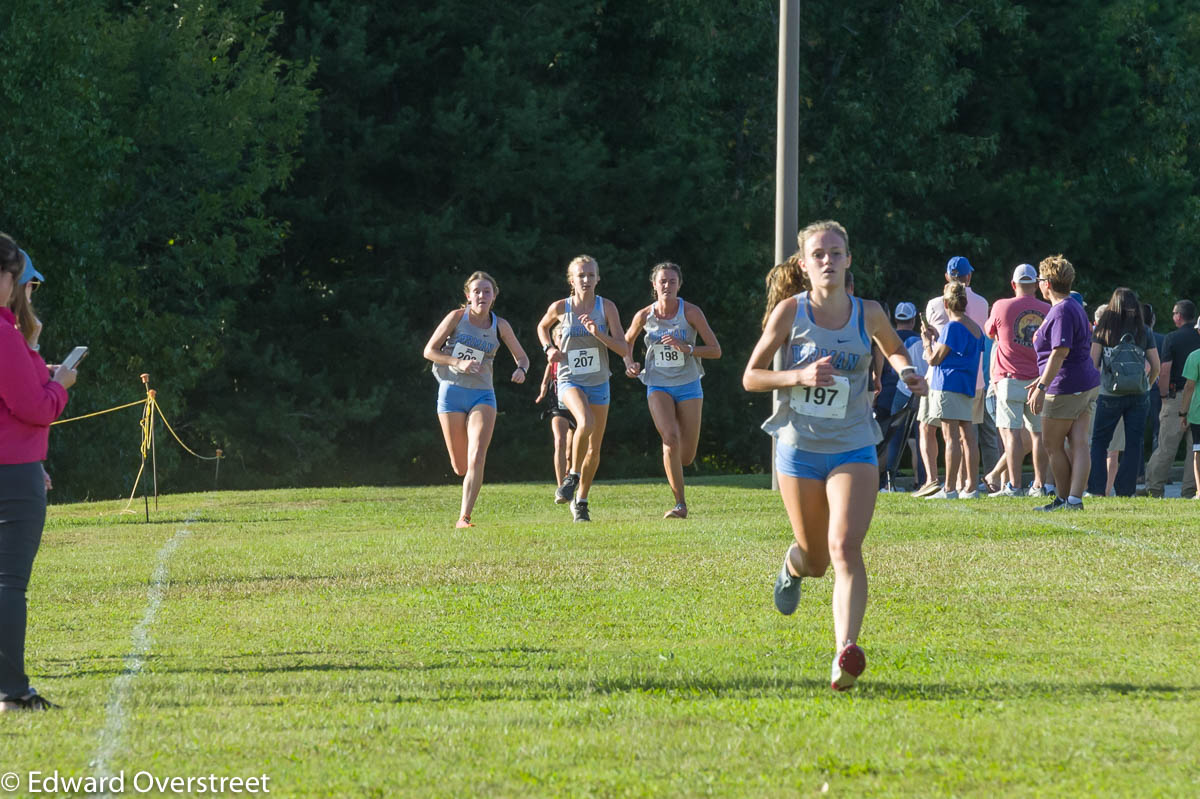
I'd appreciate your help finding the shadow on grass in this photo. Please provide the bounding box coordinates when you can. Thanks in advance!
[389,675,1198,703]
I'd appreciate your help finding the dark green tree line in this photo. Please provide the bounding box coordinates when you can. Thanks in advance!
[6,0,1200,498]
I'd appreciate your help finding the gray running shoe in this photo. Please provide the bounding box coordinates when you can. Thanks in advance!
[555,473,579,504]
[571,499,590,522]
[773,550,802,615]
[1035,497,1066,511]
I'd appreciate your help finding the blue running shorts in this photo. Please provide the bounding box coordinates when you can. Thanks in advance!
[558,381,610,406]
[775,440,877,480]
[646,378,703,403]
[436,382,497,415]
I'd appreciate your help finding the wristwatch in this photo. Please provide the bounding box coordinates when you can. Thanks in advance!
[542,342,554,353]
[1036,383,1048,391]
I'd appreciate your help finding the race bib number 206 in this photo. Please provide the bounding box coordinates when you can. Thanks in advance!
[789,375,850,419]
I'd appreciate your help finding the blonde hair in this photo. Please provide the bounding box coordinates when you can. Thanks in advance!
[942,280,967,313]
[461,271,499,310]
[566,255,598,286]
[1038,254,1074,294]
[9,285,38,346]
[762,253,807,329]
[797,220,850,256]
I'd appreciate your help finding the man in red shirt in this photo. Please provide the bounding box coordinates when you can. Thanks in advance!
[983,264,1051,496]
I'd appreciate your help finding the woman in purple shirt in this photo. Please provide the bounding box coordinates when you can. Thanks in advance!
[1026,255,1101,510]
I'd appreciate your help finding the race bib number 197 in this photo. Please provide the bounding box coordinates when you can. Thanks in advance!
[789,375,850,419]
[568,347,601,375]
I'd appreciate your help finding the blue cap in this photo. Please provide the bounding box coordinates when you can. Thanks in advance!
[1069,291,1084,306]
[18,249,44,285]
[946,256,973,277]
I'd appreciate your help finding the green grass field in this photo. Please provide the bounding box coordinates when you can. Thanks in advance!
[1,477,1197,797]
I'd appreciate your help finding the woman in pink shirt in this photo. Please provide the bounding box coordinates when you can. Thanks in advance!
[0,234,76,711]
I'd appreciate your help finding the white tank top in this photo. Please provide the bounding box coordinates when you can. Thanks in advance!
[761,293,880,453]
[639,300,704,387]
[557,295,611,386]
[431,311,500,390]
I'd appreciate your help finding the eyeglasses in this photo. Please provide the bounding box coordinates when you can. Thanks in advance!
[1037,276,1050,283]
[26,280,40,294]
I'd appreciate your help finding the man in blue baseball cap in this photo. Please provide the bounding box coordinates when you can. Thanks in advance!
[916,256,992,498]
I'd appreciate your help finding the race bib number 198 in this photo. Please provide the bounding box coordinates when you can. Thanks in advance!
[789,375,850,419]
[568,347,601,375]
[651,343,685,371]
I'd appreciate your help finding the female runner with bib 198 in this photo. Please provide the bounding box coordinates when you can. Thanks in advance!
[423,271,529,529]
[743,221,928,691]
[536,255,628,522]
[623,262,721,519]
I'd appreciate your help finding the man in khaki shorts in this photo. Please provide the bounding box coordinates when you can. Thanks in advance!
[1146,300,1200,498]
[985,264,1051,496]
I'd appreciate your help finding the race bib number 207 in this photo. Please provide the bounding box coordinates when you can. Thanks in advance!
[568,347,601,375]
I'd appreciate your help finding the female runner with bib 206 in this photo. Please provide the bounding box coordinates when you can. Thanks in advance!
[623,262,721,519]
[536,255,628,522]
[743,221,928,691]
[423,271,529,528]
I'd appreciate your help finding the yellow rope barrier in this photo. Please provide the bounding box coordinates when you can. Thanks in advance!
[150,396,221,461]
[50,398,146,425]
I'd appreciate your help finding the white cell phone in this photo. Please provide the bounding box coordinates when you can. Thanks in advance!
[60,346,89,370]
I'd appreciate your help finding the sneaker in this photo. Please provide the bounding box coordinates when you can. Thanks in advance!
[1035,497,1066,512]
[663,503,687,519]
[913,481,942,498]
[773,547,802,615]
[1082,491,1098,499]
[555,473,579,504]
[990,482,1022,498]
[455,515,474,529]
[831,643,866,691]
[1064,499,1084,510]
[958,489,982,499]
[571,499,590,522]
[0,688,58,712]
[925,489,958,500]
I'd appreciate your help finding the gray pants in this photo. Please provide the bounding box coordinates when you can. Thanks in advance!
[0,462,46,699]
[1145,394,1197,497]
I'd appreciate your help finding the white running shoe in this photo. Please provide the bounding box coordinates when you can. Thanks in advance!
[990,482,1022,498]
[958,489,982,499]
[925,489,958,499]
[831,643,866,691]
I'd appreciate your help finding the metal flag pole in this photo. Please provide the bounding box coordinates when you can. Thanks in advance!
[772,0,800,491]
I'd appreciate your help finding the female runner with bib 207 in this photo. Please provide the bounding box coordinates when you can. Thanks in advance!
[536,255,628,522]
[743,221,928,692]
[623,262,721,519]
[423,271,529,529]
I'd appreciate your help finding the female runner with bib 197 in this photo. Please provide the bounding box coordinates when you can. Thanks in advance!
[743,221,928,691]
[423,271,529,529]
[623,262,721,519]
[536,255,628,522]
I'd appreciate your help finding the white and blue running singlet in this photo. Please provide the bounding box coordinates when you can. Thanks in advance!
[761,293,881,453]
[639,300,704,388]
[557,295,611,386]
[431,311,500,391]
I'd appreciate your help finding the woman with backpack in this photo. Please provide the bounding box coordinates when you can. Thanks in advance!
[1087,287,1159,497]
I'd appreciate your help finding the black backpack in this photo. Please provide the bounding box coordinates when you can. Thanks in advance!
[1102,333,1147,395]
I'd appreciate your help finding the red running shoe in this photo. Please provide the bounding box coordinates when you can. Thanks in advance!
[831,643,866,691]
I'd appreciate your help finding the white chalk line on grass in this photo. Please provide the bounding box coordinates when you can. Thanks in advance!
[958,503,1200,577]
[1056,520,1200,578]
[90,518,195,790]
